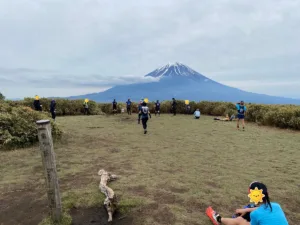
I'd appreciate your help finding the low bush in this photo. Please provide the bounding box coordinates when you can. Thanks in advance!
[0,102,62,150]
[7,98,103,116]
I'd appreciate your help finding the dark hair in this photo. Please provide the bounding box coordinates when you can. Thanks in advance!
[249,182,272,211]
[142,102,147,106]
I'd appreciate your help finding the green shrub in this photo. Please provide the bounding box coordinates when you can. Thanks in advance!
[8,98,103,116]
[0,103,62,150]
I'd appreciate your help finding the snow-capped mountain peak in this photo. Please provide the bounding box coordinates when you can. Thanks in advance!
[144,62,208,80]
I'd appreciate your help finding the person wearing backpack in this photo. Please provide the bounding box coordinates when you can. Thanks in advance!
[112,99,117,114]
[139,101,151,134]
[236,101,247,130]
[126,98,132,115]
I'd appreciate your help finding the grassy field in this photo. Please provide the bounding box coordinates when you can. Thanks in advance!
[1,114,300,225]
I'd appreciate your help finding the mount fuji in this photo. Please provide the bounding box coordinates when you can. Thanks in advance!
[68,62,300,104]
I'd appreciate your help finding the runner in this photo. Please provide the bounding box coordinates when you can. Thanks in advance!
[155,100,161,116]
[236,101,247,130]
[139,101,151,134]
[126,98,132,115]
[206,181,289,225]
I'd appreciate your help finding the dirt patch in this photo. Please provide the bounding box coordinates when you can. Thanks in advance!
[70,207,133,225]
[131,203,176,225]
[0,190,47,225]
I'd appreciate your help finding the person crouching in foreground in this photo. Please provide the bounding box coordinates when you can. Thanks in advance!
[139,101,151,134]
[194,109,201,119]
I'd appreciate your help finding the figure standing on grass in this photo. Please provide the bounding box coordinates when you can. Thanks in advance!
[139,101,151,134]
[50,99,56,121]
[112,99,117,114]
[155,100,161,116]
[206,181,289,225]
[194,109,201,119]
[236,101,246,130]
[171,98,177,116]
[126,98,132,115]
[83,100,89,115]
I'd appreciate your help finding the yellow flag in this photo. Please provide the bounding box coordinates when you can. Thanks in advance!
[185,100,189,105]
[144,98,149,103]
[35,95,39,100]
[85,99,89,103]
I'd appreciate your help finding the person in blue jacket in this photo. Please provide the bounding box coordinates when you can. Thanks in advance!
[208,181,289,225]
[112,99,117,114]
[126,98,132,115]
[236,101,246,130]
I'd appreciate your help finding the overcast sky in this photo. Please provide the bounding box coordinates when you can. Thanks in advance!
[1,0,300,99]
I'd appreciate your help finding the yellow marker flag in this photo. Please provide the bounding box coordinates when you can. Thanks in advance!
[185,100,189,105]
[85,99,89,103]
[35,95,39,100]
[144,98,149,103]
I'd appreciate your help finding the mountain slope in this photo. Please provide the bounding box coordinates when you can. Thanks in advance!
[68,63,300,104]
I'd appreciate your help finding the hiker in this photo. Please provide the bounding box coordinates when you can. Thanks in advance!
[214,114,235,121]
[126,98,132,115]
[50,99,56,121]
[206,181,289,225]
[112,99,117,114]
[194,109,201,119]
[186,104,191,114]
[83,101,89,115]
[236,101,247,130]
[171,98,177,116]
[33,97,42,111]
[137,99,143,124]
[139,101,151,134]
[155,100,161,116]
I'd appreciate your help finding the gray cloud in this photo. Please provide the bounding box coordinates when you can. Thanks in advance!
[0,0,300,98]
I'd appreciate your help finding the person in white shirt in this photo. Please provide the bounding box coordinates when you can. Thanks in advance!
[194,109,201,119]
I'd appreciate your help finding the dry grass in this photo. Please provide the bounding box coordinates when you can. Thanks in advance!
[1,114,300,225]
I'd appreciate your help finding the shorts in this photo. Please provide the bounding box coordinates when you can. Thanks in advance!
[155,108,160,111]
[195,116,200,119]
[113,105,117,110]
[238,114,245,119]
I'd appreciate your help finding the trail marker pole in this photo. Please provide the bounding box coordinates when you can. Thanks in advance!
[36,120,62,222]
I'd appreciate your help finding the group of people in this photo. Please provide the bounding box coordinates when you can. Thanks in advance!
[33,97,57,121]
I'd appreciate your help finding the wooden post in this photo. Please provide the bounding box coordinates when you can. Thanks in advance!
[36,119,62,222]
